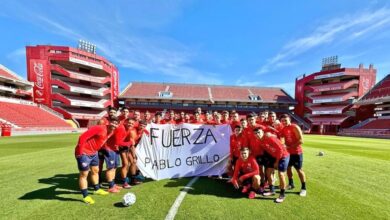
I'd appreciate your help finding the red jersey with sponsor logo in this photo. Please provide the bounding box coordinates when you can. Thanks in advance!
[262,136,289,160]
[230,133,248,159]
[75,125,110,156]
[280,123,303,155]
[232,156,259,181]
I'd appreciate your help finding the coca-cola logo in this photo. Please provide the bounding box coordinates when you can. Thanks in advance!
[33,62,44,89]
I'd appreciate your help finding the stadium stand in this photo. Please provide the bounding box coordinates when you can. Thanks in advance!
[0,65,73,135]
[295,60,376,134]
[0,101,71,128]
[339,74,390,138]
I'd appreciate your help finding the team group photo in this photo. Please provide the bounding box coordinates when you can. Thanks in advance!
[0,1,389,219]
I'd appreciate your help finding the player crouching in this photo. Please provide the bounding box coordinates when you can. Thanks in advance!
[74,117,119,204]
[254,127,290,203]
[231,147,260,199]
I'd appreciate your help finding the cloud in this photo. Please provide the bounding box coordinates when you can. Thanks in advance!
[0,1,223,85]
[6,48,26,61]
[257,7,390,75]
[235,79,263,87]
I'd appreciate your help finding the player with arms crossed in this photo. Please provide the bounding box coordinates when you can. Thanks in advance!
[279,114,307,197]
[74,117,119,204]
[231,147,260,199]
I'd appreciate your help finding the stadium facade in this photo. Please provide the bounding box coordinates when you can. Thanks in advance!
[119,82,310,128]
[26,45,119,127]
[295,58,376,134]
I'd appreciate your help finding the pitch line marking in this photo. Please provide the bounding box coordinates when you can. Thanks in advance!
[165,177,199,220]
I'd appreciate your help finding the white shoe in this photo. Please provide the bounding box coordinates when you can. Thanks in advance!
[287,185,295,190]
[299,189,307,197]
[275,195,285,203]
[263,191,275,196]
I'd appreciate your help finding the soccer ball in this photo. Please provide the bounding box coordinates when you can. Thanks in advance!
[318,151,325,156]
[122,192,136,207]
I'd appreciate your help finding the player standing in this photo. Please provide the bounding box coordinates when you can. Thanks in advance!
[74,117,119,204]
[279,114,307,196]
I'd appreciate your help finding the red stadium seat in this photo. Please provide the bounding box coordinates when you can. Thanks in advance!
[0,101,71,128]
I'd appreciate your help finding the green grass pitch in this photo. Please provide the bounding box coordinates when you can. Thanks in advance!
[0,134,389,219]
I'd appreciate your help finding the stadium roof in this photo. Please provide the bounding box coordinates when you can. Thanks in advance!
[357,74,390,105]
[120,82,296,104]
[0,64,32,86]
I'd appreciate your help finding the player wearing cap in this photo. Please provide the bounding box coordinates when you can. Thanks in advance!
[74,117,119,204]
[279,114,307,197]
[231,147,260,199]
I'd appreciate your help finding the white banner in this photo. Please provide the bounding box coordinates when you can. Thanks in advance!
[136,123,231,180]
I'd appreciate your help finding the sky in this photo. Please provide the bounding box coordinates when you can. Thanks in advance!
[1,0,390,97]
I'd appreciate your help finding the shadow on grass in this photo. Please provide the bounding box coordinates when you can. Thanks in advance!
[19,173,81,203]
[164,177,244,199]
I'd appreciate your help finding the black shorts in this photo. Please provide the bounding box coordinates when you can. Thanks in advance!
[256,155,265,166]
[238,173,253,186]
[263,152,276,168]
[98,149,107,160]
[288,153,303,169]
[231,156,238,167]
[118,146,129,153]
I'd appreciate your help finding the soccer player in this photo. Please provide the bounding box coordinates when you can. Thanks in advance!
[229,125,248,175]
[74,117,119,204]
[176,111,186,124]
[118,107,130,124]
[257,111,267,126]
[266,111,284,136]
[163,110,176,124]
[240,118,248,129]
[255,127,290,203]
[154,112,164,124]
[98,106,117,125]
[230,112,241,130]
[249,128,266,191]
[103,122,124,193]
[143,110,152,124]
[221,110,230,124]
[116,118,137,189]
[231,147,260,199]
[191,111,204,124]
[97,107,117,185]
[279,114,307,197]
[133,110,141,128]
